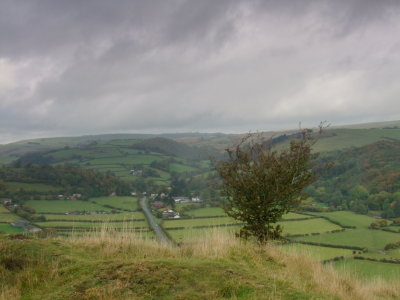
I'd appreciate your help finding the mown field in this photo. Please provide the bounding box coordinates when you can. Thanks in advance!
[39,211,144,221]
[0,212,20,223]
[4,182,61,193]
[19,197,152,235]
[89,196,139,211]
[0,223,23,233]
[35,220,148,229]
[334,259,400,281]
[25,200,113,213]
[306,211,377,228]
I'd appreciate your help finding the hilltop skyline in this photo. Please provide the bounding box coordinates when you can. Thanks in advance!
[1,0,400,143]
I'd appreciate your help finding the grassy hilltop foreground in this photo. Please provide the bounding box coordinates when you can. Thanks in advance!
[1,231,399,300]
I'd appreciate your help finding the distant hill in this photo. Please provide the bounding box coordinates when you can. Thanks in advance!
[1,119,400,165]
[131,137,220,160]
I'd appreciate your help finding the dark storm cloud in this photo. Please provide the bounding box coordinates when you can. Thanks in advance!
[1,0,400,143]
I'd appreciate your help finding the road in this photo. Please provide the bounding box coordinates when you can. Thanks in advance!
[140,197,170,245]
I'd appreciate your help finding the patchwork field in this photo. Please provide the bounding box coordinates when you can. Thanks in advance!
[184,207,225,217]
[25,200,113,213]
[4,182,61,193]
[90,196,139,211]
[334,259,400,281]
[35,220,148,229]
[0,223,24,234]
[0,206,10,213]
[293,228,400,251]
[163,217,240,229]
[39,212,144,221]
[0,212,20,223]
[307,211,377,228]
[280,243,354,261]
[279,218,341,236]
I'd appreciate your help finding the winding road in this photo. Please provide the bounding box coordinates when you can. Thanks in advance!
[140,197,170,245]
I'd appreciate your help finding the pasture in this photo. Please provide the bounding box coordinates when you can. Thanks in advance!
[184,207,225,217]
[279,218,341,236]
[35,220,148,229]
[167,226,239,243]
[4,182,61,193]
[294,228,400,251]
[163,217,239,228]
[307,211,377,228]
[90,196,139,210]
[334,259,400,281]
[0,223,24,233]
[0,212,20,222]
[40,211,144,221]
[0,206,10,213]
[25,200,112,213]
[280,243,354,261]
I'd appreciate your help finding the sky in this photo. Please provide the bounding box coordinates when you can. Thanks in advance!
[1,0,400,144]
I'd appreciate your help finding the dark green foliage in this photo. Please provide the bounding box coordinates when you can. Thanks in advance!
[216,130,318,242]
[369,219,388,229]
[384,241,400,251]
[308,140,400,217]
[0,164,131,199]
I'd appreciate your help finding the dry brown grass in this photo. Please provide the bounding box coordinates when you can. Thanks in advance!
[2,227,399,300]
[67,227,400,299]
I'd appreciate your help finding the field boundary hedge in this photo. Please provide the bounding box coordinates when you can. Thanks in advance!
[354,256,400,264]
[287,228,345,238]
[164,223,245,231]
[291,240,367,251]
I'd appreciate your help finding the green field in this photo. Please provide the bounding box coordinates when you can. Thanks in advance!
[280,243,354,261]
[167,226,239,243]
[294,228,400,251]
[169,163,197,173]
[279,218,342,236]
[39,212,144,221]
[0,212,20,222]
[86,154,165,165]
[163,217,239,228]
[90,196,139,210]
[281,212,312,220]
[184,207,226,217]
[4,182,61,193]
[307,211,377,228]
[25,200,112,213]
[313,128,400,152]
[0,223,24,233]
[0,206,10,213]
[35,220,148,229]
[334,259,400,281]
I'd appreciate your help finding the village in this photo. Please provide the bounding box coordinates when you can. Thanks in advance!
[150,194,203,219]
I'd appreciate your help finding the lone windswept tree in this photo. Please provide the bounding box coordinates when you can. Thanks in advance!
[215,127,321,243]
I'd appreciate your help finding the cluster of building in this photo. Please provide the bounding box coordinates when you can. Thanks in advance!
[64,211,110,215]
[173,196,202,203]
[57,194,82,200]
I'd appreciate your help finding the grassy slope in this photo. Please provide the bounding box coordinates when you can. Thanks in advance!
[1,232,399,300]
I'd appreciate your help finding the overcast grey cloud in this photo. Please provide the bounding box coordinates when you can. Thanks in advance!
[1,0,400,143]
